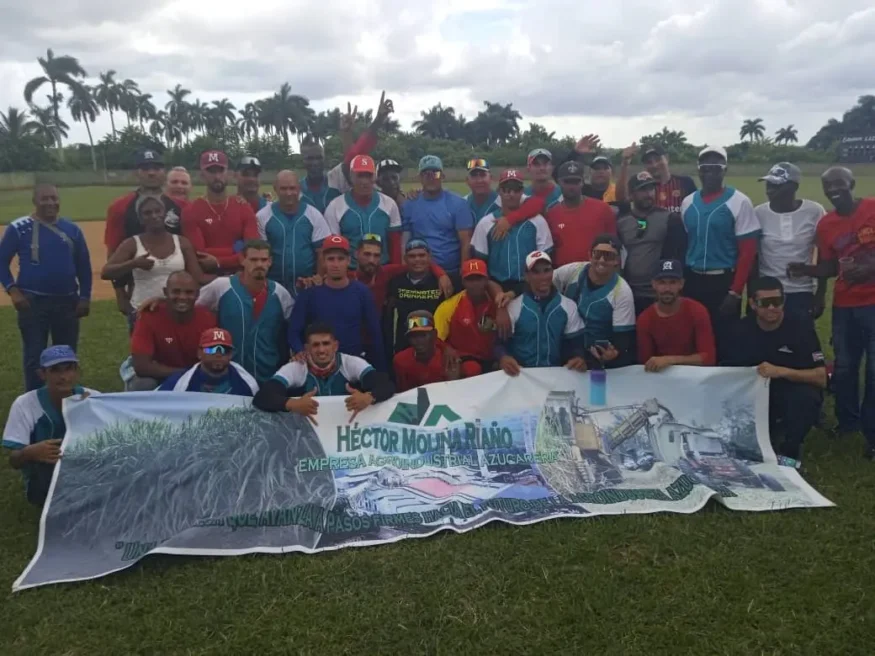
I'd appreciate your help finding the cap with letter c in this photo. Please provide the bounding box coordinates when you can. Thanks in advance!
[323,234,351,253]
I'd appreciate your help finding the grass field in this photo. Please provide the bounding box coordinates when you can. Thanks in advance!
[1,179,874,654]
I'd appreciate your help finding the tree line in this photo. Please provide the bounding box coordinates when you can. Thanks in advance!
[1,49,874,174]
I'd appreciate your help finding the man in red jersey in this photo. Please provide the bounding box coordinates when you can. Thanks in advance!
[641,145,697,214]
[182,150,260,275]
[126,271,217,390]
[789,166,875,459]
[636,260,716,372]
[393,310,459,391]
[545,161,616,267]
[105,148,186,316]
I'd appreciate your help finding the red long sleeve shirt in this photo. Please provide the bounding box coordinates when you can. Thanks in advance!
[181,196,259,271]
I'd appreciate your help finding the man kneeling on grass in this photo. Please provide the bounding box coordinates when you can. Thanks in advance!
[254,322,394,424]
[2,346,98,506]
[159,328,259,396]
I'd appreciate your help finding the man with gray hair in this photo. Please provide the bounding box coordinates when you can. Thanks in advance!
[755,162,826,323]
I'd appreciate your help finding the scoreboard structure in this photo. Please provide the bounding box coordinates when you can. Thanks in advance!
[838,134,875,163]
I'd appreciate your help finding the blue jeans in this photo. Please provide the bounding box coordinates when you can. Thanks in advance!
[832,305,875,446]
[16,294,80,391]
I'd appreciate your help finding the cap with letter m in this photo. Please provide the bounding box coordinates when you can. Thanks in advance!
[653,259,684,280]
[498,169,524,186]
[200,328,234,348]
[200,150,229,171]
[462,259,488,278]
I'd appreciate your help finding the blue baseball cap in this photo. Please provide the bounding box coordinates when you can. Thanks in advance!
[405,239,430,253]
[653,259,684,280]
[40,345,79,368]
[418,155,443,172]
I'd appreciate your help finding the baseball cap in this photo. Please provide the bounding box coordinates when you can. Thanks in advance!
[466,158,490,173]
[653,259,684,280]
[498,169,524,186]
[350,154,376,175]
[591,155,612,168]
[628,171,659,192]
[462,259,488,278]
[39,345,79,368]
[200,150,229,170]
[236,155,262,172]
[698,145,728,162]
[199,328,234,348]
[642,145,666,161]
[406,310,435,334]
[556,160,584,180]
[377,159,402,175]
[525,250,552,271]
[759,162,801,185]
[135,148,164,167]
[527,148,552,166]
[418,155,443,172]
[405,238,430,253]
[323,234,350,253]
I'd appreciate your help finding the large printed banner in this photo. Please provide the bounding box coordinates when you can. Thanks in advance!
[15,367,833,591]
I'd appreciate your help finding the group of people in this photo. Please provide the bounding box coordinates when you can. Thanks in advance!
[3,94,875,507]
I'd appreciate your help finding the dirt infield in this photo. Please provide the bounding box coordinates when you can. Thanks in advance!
[0,220,115,307]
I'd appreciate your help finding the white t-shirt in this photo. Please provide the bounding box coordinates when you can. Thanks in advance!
[755,199,825,293]
[131,235,185,311]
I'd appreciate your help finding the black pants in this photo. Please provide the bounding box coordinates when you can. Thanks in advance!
[683,269,736,357]
[769,380,823,459]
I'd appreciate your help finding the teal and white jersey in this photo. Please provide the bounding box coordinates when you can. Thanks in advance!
[256,201,333,292]
[466,191,501,226]
[681,186,760,272]
[3,386,98,502]
[524,183,563,211]
[506,292,585,367]
[323,192,402,267]
[471,210,553,283]
[271,353,374,396]
[553,262,636,346]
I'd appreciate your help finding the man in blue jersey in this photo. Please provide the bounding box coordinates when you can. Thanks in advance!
[196,240,294,383]
[681,146,760,351]
[497,251,587,376]
[256,170,333,294]
[159,328,259,396]
[471,169,553,295]
[552,234,637,368]
[324,155,402,267]
[3,346,98,506]
[402,155,474,273]
[256,322,394,423]
[1,184,92,391]
[465,158,500,225]
[288,235,387,371]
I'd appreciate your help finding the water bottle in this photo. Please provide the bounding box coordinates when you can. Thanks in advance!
[589,369,607,406]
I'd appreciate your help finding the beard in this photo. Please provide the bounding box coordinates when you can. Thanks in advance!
[210,180,227,194]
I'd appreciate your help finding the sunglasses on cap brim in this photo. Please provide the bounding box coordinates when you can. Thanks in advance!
[467,159,489,170]
[361,233,383,243]
[202,345,233,355]
[407,316,434,331]
[698,163,726,171]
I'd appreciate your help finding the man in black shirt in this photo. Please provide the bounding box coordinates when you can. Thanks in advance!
[723,276,827,460]
[385,239,458,353]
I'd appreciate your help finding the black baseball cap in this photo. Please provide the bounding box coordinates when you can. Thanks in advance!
[642,146,665,161]
[628,171,659,192]
[653,259,684,280]
[236,155,262,172]
[135,148,164,167]
[556,160,584,180]
[591,155,612,168]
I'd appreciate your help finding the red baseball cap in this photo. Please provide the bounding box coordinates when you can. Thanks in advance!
[200,150,229,170]
[498,169,524,185]
[350,154,376,175]
[462,259,489,279]
[200,327,233,348]
[323,234,350,253]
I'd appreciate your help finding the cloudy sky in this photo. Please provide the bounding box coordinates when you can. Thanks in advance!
[1,0,872,149]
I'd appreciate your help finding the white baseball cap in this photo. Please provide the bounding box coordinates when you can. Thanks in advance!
[525,251,553,271]
[698,145,728,161]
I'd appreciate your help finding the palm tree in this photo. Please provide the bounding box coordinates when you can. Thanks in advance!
[413,103,458,139]
[0,106,40,142]
[188,99,209,138]
[134,93,156,127]
[209,98,236,141]
[94,70,121,138]
[259,83,313,152]
[67,85,100,170]
[149,110,181,147]
[740,118,766,142]
[237,103,260,140]
[774,125,799,145]
[165,84,192,140]
[29,104,69,148]
[23,48,87,151]
[117,79,141,127]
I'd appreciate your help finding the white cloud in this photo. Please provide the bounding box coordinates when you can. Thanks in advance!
[0,0,871,149]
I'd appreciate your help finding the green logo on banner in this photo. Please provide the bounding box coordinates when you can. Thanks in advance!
[387,389,461,426]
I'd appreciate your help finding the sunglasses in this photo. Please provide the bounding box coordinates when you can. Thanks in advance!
[467,159,488,171]
[203,345,233,355]
[362,233,383,243]
[698,163,727,172]
[636,220,648,239]
[407,316,434,330]
[755,297,784,308]
[591,250,619,261]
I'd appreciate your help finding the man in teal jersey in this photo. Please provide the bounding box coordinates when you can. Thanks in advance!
[3,345,98,506]
[256,170,333,294]
[465,158,500,225]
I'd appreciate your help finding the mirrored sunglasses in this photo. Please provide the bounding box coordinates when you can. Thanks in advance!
[407,316,434,330]
[467,159,488,170]
[591,249,619,261]
[362,233,383,243]
[203,345,233,355]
